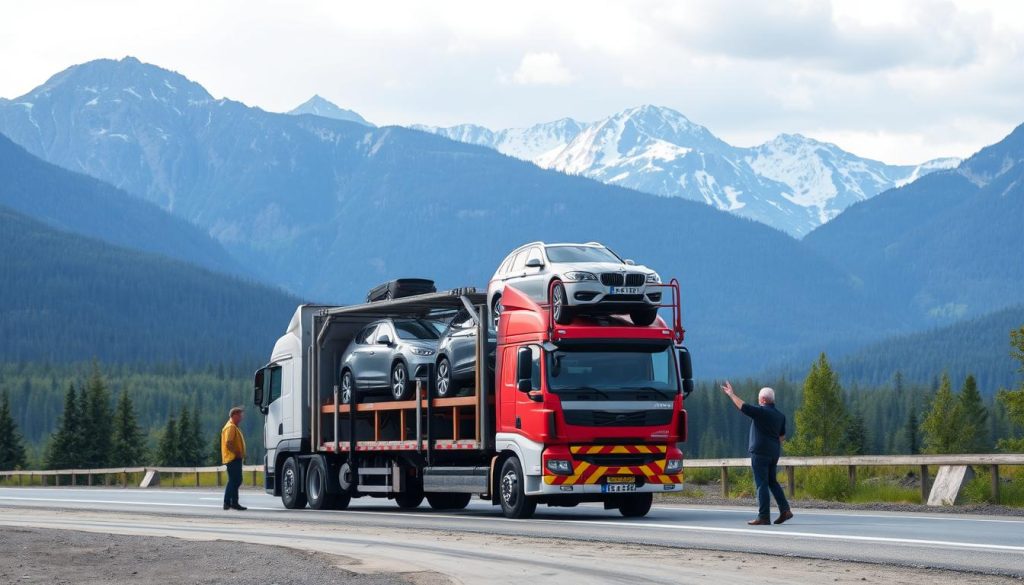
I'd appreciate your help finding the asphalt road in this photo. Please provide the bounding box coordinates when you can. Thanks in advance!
[0,487,1022,581]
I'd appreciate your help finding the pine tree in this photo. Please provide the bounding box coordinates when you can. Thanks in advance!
[997,326,1024,452]
[845,412,868,455]
[0,391,28,470]
[958,374,989,453]
[903,410,920,454]
[894,371,904,395]
[921,373,962,454]
[176,405,204,466]
[109,389,144,466]
[158,415,180,466]
[790,353,849,456]
[80,364,113,467]
[45,383,82,469]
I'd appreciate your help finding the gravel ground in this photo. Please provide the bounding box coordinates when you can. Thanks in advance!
[0,527,432,585]
[657,492,1024,516]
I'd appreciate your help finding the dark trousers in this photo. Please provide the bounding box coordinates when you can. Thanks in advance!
[224,459,242,507]
[751,454,789,519]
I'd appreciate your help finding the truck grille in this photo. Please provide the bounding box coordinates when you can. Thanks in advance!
[575,452,661,466]
[563,409,672,427]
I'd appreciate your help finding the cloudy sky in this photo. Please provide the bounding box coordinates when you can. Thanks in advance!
[2,0,1022,163]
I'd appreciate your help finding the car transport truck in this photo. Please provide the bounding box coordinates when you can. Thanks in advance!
[252,280,694,519]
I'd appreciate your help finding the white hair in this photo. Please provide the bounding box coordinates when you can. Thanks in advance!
[758,387,776,404]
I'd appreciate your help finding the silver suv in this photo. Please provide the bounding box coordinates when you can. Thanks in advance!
[487,242,662,326]
[338,318,440,402]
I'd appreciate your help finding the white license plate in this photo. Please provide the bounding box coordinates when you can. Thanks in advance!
[609,286,641,295]
[602,482,637,493]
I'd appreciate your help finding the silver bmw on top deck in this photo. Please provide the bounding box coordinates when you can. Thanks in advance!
[487,242,662,326]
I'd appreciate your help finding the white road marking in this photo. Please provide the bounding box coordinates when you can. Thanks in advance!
[651,505,1024,525]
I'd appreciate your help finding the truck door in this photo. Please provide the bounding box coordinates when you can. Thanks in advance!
[264,364,284,454]
[499,344,544,436]
[514,345,546,439]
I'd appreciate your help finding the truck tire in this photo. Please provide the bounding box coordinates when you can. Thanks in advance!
[426,493,471,510]
[280,457,307,510]
[395,471,424,509]
[498,457,537,519]
[306,456,338,511]
[618,493,653,518]
[550,281,573,325]
[391,361,411,400]
[630,308,658,327]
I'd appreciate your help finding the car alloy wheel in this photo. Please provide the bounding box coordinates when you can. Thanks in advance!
[436,358,452,397]
[341,371,353,404]
[392,363,408,400]
[551,281,572,324]
[491,296,502,329]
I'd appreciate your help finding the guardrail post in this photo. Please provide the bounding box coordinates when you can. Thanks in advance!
[251,468,257,487]
[919,465,929,503]
[720,466,729,498]
[87,473,93,486]
[121,472,127,487]
[18,474,22,487]
[991,465,1000,503]
[195,471,201,487]
[217,469,223,487]
[71,471,76,486]
[848,465,857,490]
[786,466,795,498]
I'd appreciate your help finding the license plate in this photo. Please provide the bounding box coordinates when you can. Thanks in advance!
[610,286,641,295]
[602,476,636,492]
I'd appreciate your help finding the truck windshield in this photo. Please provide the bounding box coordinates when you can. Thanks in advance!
[394,319,441,340]
[546,344,679,399]
[545,245,622,264]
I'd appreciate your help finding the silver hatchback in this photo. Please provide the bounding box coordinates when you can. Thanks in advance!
[487,242,662,326]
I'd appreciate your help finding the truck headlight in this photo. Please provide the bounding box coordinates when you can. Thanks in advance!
[546,459,574,475]
[410,348,435,356]
[563,271,597,282]
[665,458,682,473]
[646,272,661,283]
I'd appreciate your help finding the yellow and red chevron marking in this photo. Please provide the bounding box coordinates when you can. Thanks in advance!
[544,445,682,486]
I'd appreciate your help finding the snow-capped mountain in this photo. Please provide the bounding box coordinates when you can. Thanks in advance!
[287,95,373,126]
[415,105,959,236]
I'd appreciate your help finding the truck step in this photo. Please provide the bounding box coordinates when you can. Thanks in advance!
[423,466,489,494]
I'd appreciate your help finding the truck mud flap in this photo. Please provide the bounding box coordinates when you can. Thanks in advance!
[423,466,489,494]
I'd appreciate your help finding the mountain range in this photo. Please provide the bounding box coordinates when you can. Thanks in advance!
[415,105,959,237]
[0,56,1020,379]
[288,95,373,126]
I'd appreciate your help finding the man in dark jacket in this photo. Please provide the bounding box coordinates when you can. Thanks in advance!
[721,381,793,525]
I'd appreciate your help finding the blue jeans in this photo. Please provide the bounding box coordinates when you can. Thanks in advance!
[751,454,789,519]
[224,459,242,507]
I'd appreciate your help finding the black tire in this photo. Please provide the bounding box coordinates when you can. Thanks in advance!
[618,493,653,518]
[498,457,537,519]
[391,361,410,400]
[426,492,472,510]
[280,457,307,510]
[340,370,355,404]
[435,357,453,398]
[491,295,502,330]
[395,473,425,509]
[630,308,659,326]
[551,281,573,325]
[306,456,337,510]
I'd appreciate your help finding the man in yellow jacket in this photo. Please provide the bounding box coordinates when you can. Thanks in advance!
[221,407,247,510]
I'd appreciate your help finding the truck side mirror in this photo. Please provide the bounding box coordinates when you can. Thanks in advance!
[516,346,533,392]
[678,347,694,397]
[253,368,269,414]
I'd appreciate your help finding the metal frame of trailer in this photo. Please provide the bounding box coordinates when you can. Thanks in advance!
[307,288,494,496]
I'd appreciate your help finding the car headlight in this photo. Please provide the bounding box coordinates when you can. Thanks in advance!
[646,272,661,283]
[410,348,435,356]
[545,459,574,475]
[563,271,597,282]
[665,458,682,473]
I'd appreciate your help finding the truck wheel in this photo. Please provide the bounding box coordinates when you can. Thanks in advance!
[551,281,573,325]
[306,457,337,511]
[340,370,355,404]
[630,308,658,326]
[280,457,307,510]
[426,493,472,510]
[391,362,410,400]
[618,493,653,518]
[396,470,424,509]
[436,357,453,398]
[499,457,537,519]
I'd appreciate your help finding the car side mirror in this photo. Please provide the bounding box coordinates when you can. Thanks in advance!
[525,258,544,268]
[624,259,636,265]
[516,346,533,392]
[678,347,694,397]
[253,368,269,414]
[377,333,393,346]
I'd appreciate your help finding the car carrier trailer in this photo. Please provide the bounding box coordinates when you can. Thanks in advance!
[253,281,693,519]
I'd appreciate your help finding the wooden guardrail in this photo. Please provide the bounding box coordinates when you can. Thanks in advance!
[683,454,1024,503]
[0,465,265,489]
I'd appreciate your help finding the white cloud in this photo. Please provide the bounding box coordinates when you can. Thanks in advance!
[507,52,575,86]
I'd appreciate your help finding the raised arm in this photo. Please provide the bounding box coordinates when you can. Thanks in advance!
[720,381,745,411]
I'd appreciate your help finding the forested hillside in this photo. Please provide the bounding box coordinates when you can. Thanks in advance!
[0,206,299,364]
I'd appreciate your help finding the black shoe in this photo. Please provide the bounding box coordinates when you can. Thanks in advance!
[230,504,248,511]
[223,504,230,510]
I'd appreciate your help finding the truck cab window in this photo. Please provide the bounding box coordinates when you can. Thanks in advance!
[530,345,541,390]
[269,365,282,403]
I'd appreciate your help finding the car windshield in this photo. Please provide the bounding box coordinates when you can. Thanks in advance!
[545,245,622,264]
[546,344,679,399]
[393,319,441,340]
